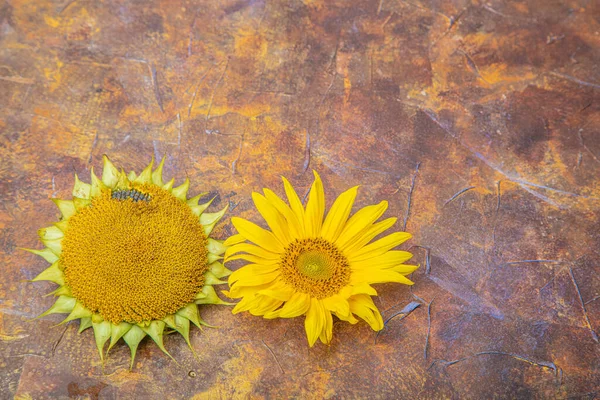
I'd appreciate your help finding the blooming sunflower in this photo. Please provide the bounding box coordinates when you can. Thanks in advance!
[224,171,418,346]
[25,156,232,368]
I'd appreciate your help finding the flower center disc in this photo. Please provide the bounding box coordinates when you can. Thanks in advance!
[280,238,350,299]
[60,185,208,324]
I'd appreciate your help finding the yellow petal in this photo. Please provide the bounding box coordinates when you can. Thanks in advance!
[282,176,306,234]
[348,294,383,331]
[321,186,358,242]
[322,295,350,318]
[273,292,311,318]
[249,296,283,316]
[304,171,325,237]
[224,243,280,261]
[223,233,246,246]
[226,253,279,265]
[389,264,420,275]
[349,232,412,262]
[257,281,295,302]
[350,250,413,270]
[263,188,303,239]
[231,217,284,254]
[304,298,325,347]
[335,201,387,248]
[340,217,397,254]
[252,192,291,244]
[229,266,279,286]
[227,282,273,299]
[351,269,414,285]
[319,309,333,344]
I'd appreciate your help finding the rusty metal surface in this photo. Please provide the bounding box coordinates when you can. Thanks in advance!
[1,0,599,398]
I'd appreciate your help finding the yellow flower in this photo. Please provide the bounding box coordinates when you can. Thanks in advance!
[25,156,232,368]
[224,171,417,346]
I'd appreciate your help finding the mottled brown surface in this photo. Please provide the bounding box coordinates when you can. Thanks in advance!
[1,0,599,398]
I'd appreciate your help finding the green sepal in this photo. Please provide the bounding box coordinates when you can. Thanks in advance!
[190,196,215,217]
[176,303,204,329]
[171,178,190,201]
[141,321,175,362]
[134,158,154,184]
[45,284,71,297]
[38,226,63,240]
[52,199,76,220]
[59,301,92,325]
[37,295,76,319]
[195,285,234,306]
[123,325,146,370]
[127,171,137,181]
[163,178,174,191]
[187,192,209,207]
[22,247,59,263]
[79,317,92,333]
[54,220,69,233]
[73,197,91,211]
[210,262,232,279]
[32,261,64,285]
[90,167,107,197]
[72,174,91,199]
[101,155,120,188]
[40,238,62,256]
[207,238,226,256]
[92,320,111,361]
[108,322,132,352]
[164,315,195,352]
[207,253,223,264]
[200,204,228,236]
[204,271,227,285]
[152,156,166,186]
[115,169,130,189]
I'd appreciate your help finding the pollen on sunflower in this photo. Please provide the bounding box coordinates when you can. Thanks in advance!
[25,156,233,368]
[223,171,418,346]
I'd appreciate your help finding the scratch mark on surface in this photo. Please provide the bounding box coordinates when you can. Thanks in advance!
[377,301,421,342]
[51,176,57,197]
[550,71,600,90]
[188,14,197,57]
[176,113,182,147]
[403,162,420,231]
[205,59,230,133]
[577,129,600,164]
[52,324,69,356]
[430,351,561,378]
[149,63,164,113]
[88,131,98,164]
[444,186,476,206]
[231,134,244,175]
[261,339,284,374]
[409,245,431,274]
[459,50,489,84]
[424,297,435,359]
[302,130,311,174]
[585,295,600,305]
[0,75,35,84]
[422,109,600,202]
[501,260,563,267]
[188,66,213,118]
[568,267,599,343]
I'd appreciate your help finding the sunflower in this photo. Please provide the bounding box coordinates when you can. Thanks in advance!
[224,171,418,346]
[25,156,232,368]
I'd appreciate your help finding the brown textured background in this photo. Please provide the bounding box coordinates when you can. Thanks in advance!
[1,0,599,398]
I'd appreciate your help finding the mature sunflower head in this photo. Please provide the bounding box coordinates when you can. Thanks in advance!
[224,171,418,346]
[25,156,232,368]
